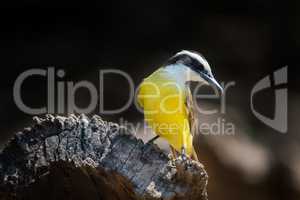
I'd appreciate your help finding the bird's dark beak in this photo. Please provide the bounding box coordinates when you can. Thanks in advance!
[199,72,223,95]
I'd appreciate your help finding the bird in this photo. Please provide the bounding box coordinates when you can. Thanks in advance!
[137,50,223,160]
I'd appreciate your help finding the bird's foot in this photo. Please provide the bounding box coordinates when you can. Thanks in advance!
[173,155,194,170]
[180,147,188,161]
[180,153,187,161]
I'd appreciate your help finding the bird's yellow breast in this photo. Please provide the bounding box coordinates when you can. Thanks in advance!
[137,68,193,155]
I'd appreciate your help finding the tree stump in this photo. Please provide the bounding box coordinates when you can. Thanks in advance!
[0,115,208,200]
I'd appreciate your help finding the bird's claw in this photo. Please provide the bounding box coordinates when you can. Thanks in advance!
[181,153,187,161]
[180,147,188,161]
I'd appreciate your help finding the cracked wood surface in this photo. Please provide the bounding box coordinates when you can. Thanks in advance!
[0,115,208,200]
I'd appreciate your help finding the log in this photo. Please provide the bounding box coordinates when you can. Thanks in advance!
[0,114,208,200]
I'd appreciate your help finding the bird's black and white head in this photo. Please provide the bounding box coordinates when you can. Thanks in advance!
[166,50,223,93]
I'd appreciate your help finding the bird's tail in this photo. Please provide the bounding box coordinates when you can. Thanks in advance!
[191,146,199,161]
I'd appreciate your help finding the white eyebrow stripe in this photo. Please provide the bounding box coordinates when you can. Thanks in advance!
[176,50,211,72]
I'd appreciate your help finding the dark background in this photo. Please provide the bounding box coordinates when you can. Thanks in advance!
[0,1,299,199]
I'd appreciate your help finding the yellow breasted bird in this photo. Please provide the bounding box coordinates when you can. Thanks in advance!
[137,50,223,160]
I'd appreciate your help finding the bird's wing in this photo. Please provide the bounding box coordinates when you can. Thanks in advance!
[185,86,199,136]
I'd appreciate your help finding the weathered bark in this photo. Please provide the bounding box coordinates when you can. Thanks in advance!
[0,115,208,200]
